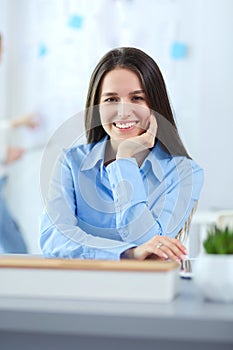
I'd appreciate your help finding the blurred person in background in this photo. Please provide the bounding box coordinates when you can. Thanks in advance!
[0,33,38,253]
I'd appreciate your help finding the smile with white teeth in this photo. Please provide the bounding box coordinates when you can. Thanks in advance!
[114,121,137,129]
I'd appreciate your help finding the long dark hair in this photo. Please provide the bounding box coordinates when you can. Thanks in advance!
[85,47,190,158]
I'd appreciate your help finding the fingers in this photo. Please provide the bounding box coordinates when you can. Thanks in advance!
[11,114,39,129]
[147,114,158,137]
[140,114,157,147]
[133,235,188,262]
[22,114,39,129]
[157,239,186,262]
[155,236,188,262]
[131,114,156,151]
[116,113,157,158]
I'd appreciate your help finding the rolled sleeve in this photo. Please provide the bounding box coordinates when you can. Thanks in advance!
[106,158,162,244]
[106,158,147,210]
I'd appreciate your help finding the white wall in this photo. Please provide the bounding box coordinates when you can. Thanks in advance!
[0,0,9,119]
[194,0,233,210]
[1,0,233,253]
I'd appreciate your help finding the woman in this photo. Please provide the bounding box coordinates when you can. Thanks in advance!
[40,47,204,261]
[0,115,37,253]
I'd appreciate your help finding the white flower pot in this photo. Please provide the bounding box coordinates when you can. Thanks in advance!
[194,254,233,303]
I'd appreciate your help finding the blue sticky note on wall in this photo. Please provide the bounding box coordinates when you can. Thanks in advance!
[68,15,84,29]
[38,43,48,57]
[171,42,188,59]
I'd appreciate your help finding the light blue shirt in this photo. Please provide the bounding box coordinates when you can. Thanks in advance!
[40,136,204,260]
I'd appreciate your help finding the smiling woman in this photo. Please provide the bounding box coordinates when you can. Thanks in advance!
[99,68,153,165]
[40,47,204,262]
[99,69,150,134]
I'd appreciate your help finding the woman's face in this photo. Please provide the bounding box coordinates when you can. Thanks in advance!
[99,68,151,142]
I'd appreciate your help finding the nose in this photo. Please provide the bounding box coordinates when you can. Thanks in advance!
[117,102,133,118]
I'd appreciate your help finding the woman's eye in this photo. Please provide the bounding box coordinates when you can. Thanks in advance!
[132,95,144,101]
[104,97,118,103]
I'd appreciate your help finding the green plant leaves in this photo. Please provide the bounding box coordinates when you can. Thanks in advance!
[203,226,233,254]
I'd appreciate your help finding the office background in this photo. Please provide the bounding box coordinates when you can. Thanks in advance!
[0,0,233,253]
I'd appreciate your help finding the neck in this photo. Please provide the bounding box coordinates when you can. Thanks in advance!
[104,140,117,166]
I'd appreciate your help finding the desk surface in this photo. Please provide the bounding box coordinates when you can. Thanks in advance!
[0,279,232,345]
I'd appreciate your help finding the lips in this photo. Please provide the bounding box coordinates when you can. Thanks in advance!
[114,121,138,129]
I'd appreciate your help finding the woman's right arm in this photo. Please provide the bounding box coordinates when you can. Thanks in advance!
[40,151,135,260]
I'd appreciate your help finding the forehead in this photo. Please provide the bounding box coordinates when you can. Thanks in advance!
[101,68,142,89]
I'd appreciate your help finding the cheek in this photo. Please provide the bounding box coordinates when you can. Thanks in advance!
[99,105,118,125]
[135,105,151,130]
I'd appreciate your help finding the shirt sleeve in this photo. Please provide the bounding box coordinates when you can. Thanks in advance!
[106,156,204,245]
[40,151,135,260]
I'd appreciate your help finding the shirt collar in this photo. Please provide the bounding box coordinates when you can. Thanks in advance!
[142,142,169,182]
[80,136,107,171]
[80,136,168,183]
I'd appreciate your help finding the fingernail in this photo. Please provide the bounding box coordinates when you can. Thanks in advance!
[162,253,168,259]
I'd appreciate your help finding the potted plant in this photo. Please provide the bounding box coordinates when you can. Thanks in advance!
[194,225,233,302]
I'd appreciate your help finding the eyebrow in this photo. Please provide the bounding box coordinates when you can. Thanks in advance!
[101,90,145,97]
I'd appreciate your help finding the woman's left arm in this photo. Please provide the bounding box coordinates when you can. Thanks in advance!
[106,156,204,246]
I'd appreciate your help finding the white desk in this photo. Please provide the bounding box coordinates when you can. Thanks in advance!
[0,279,232,350]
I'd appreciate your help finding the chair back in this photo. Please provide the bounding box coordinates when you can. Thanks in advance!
[175,202,198,243]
